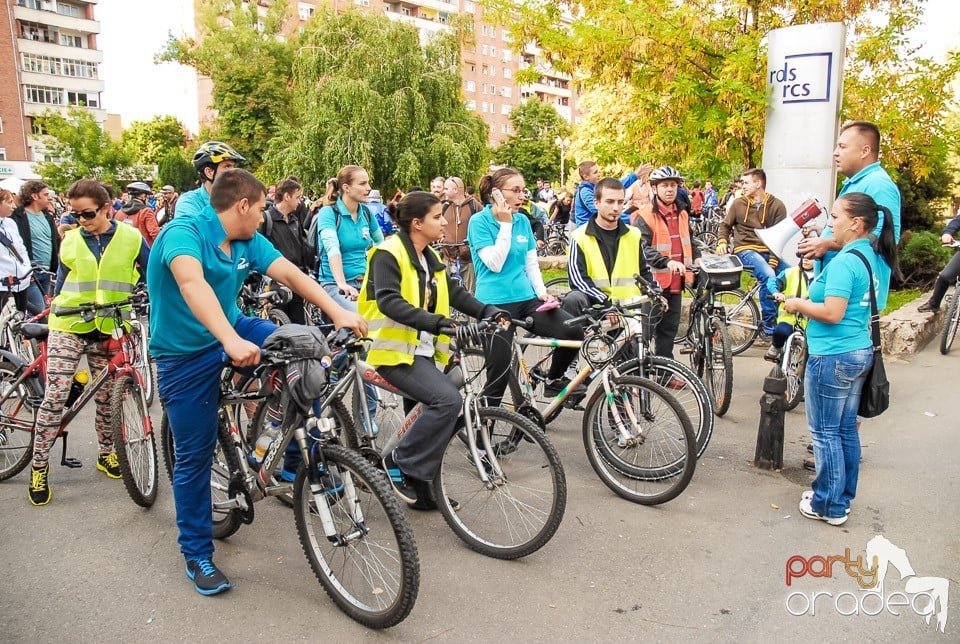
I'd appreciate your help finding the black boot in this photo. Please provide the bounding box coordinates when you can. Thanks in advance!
[918,278,949,312]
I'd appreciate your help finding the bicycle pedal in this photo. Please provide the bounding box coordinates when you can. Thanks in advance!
[679,346,693,355]
[61,457,83,468]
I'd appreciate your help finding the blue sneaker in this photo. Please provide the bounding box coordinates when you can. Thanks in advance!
[185,558,231,596]
[382,450,418,504]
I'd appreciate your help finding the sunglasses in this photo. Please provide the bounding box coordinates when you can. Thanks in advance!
[71,209,99,220]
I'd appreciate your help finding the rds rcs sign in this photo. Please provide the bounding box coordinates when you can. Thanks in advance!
[769,52,834,104]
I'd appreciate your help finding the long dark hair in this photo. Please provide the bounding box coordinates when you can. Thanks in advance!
[388,191,441,234]
[836,192,902,281]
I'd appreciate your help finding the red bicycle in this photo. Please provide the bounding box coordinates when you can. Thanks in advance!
[0,295,157,507]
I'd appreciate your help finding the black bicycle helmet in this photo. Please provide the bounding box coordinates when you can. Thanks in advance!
[192,141,246,173]
[649,165,684,184]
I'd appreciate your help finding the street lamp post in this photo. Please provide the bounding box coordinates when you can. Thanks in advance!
[555,136,570,188]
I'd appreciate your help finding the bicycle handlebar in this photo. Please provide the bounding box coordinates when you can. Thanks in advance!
[53,292,148,317]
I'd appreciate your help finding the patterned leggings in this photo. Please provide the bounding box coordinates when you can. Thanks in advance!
[32,330,114,467]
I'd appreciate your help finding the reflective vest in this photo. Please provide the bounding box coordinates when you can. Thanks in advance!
[358,235,452,367]
[49,224,142,334]
[776,267,810,328]
[570,225,644,301]
[636,206,694,290]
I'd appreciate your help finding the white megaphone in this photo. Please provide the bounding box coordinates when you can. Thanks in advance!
[757,199,826,265]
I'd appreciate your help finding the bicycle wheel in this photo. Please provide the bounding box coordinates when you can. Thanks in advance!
[783,333,806,411]
[616,355,714,457]
[543,276,571,299]
[294,444,419,629]
[211,417,243,539]
[110,375,158,507]
[715,289,760,355]
[130,320,156,407]
[939,285,960,355]
[705,318,733,416]
[693,231,718,255]
[433,407,566,559]
[582,375,696,504]
[0,362,37,481]
[350,376,404,451]
[545,239,567,256]
[267,308,291,326]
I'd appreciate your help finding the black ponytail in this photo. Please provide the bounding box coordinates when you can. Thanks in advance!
[836,192,902,280]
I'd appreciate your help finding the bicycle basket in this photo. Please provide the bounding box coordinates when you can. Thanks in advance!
[699,254,743,291]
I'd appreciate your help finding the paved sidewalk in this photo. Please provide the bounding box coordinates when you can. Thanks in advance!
[0,342,956,642]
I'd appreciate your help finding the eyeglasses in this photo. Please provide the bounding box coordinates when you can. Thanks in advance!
[71,209,99,220]
[500,186,525,194]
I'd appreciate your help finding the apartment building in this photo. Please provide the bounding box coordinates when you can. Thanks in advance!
[197,0,576,147]
[0,0,104,178]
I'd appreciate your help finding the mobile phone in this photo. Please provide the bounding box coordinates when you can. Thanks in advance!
[491,188,507,208]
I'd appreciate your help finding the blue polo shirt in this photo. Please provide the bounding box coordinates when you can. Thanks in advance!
[147,208,281,357]
[806,238,877,356]
[467,205,537,305]
[173,185,212,220]
[316,199,383,283]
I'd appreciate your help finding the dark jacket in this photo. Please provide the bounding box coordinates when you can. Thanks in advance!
[264,205,311,270]
[11,206,60,273]
[366,231,497,334]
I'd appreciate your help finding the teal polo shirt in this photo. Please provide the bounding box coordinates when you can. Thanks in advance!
[174,185,212,220]
[316,199,384,283]
[147,208,281,357]
[467,205,537,305]
[806,238,877,356]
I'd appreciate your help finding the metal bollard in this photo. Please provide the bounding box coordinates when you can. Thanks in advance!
[754,363,787,470]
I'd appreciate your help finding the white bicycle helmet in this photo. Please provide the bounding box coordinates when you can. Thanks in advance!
[649,165,684,184]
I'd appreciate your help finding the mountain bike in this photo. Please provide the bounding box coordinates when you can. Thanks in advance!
[939,241,960,355]
[0,295,157,507]
[163,349,420,629]
[237,272,293,326]
[542,222,569,256]
[779,316,807,411]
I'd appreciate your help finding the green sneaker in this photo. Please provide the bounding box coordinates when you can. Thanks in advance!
[28,464,51,506]
[97,453,122,479]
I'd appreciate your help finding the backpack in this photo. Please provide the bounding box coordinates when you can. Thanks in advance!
[307,201,374,261]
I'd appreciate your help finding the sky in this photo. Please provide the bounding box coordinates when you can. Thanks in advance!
[97,0,960,135]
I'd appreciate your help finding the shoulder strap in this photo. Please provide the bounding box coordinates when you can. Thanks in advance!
[849,249,881,349]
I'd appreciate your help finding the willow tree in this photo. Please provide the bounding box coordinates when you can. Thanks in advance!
[492,0,960,188]
[261,11,488,193]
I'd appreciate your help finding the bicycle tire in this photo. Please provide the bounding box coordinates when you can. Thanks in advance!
[433,407,566,559]
[0,362,37,480]
[783,333,806,411]
[545,240,567,256]
[349,375,405,453]
[706,318,733,416]
[294,444,420,629]
[211,417,243,539]
[693,231,718,255]
[267,308,291,326]
[130,320,155,407]
[939,286,960,355]
[110,375,158,507]
[715,289,760,355]
[581,375,696,504]
[616,355,715,458]
[543,276,571,299]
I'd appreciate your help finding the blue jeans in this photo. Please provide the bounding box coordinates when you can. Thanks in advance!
[735,250,778,332]
[804,349,873,519]
[157,315,277,561]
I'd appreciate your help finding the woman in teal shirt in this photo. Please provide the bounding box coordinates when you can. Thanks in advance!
[468,167,583,404]
[784,192,899,526]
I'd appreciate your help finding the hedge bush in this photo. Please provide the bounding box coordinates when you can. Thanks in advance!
[899,230,952,287]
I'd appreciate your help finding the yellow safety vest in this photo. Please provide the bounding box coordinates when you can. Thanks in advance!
[49,224,142,334]
[358,235,452,367]
[570,225,644,301]
[776,267,810,328]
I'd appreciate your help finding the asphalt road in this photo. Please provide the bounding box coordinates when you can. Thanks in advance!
[1,341,957,642]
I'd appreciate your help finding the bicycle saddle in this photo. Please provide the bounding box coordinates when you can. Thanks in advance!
[20,323,48,339]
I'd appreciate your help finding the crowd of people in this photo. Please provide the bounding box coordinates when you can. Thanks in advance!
[9,117,957,598]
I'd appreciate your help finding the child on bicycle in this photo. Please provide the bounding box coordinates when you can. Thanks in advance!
[148,168,365,596]
[28,179,150,507]
[764,257,814,362]
[358,191,507,510]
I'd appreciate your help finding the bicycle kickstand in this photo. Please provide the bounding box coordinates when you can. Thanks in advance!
[59,431,83,468]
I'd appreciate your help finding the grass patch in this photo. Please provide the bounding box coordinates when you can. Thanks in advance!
[882,289,921,316]
[542,268,567,283]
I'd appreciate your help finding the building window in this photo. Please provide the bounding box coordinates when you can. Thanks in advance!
[490,46,497,57]
[490,84,496,94]
[500,86,511,98]
[503,67,512,79]
[19,0,45,10]
[481,64,489,76]
[355,0,370,6]
[57,2,82,17]
[501,123,510,134]
[66,90,99,108]
[297,2,314,20]
[59,33,82,48]
[501,103,511,115]
[25,84,62,105]
[466,99,476,110]
[20,21,58,44]
[465,80,475,92]
[502,51,512,63]
[0,148,5,162]
[0,117,3,133]
[481,101,488,113]
[481,44,488,56]
[464,1,475,12]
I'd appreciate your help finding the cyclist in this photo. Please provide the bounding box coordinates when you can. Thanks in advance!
[261,176,310,324]
[12,180,59,314]
[177,141,247,220]
[917,210,960,313]
[358,191,506,509]
[27,179,150,507]
[148,169,365,596]
[0,189,37,314]
[765,257,814,362]
[440,176,481,292]
[468,167,583,401]
[117,182,161,247]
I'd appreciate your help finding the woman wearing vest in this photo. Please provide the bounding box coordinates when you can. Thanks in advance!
[27,180,150,506]
[764,257,813,363]
[783,192,900,526]
[358,191,506,509]
[468,167,584,403]
[631,165,699,360]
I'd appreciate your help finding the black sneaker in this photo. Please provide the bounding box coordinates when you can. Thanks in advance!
[185,557,232,596]
[382,450,418,504]
[917,301,939,313]
[28,463,51,506]
[97,452,122,479]
[543,377,587,399]
[764,345,781,363]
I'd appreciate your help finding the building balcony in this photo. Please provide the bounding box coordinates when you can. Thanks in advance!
[17,38,103,62]
[13,5,101,34]
[525,81,571,97]
[403,0,457,15]
[20,70,104,93]
[24,103,106,122]
[384,12,449,38]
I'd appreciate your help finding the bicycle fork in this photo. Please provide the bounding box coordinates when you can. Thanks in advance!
[601,370,644,447]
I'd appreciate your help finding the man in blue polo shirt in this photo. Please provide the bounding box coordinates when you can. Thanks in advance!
[149,169,366,597]
[175,141,246,220]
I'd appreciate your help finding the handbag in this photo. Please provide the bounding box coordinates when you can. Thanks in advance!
[850,250,889,418]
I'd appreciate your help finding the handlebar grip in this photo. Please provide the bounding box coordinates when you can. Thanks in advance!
[511,316,535,330]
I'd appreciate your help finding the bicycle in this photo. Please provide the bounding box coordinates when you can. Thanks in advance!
[433,241,472,323]
[0,295,158,507]
[939,241,960,355]
[542,222,569,256]
[779,315,807,411]
[237,272,294,325]
[162,349,420,629]
[129,293,155,406]
[322,322,567,559]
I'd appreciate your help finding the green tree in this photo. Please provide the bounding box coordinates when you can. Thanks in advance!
[33,107,136,192]
[494,100,571,185]
[157,148,198,193]
[121,115,188,166]
[157,0,295,169]
[260,10,488,193]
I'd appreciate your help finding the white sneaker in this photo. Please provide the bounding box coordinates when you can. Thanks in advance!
[799,497,847,525]
[801,490,851,514]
